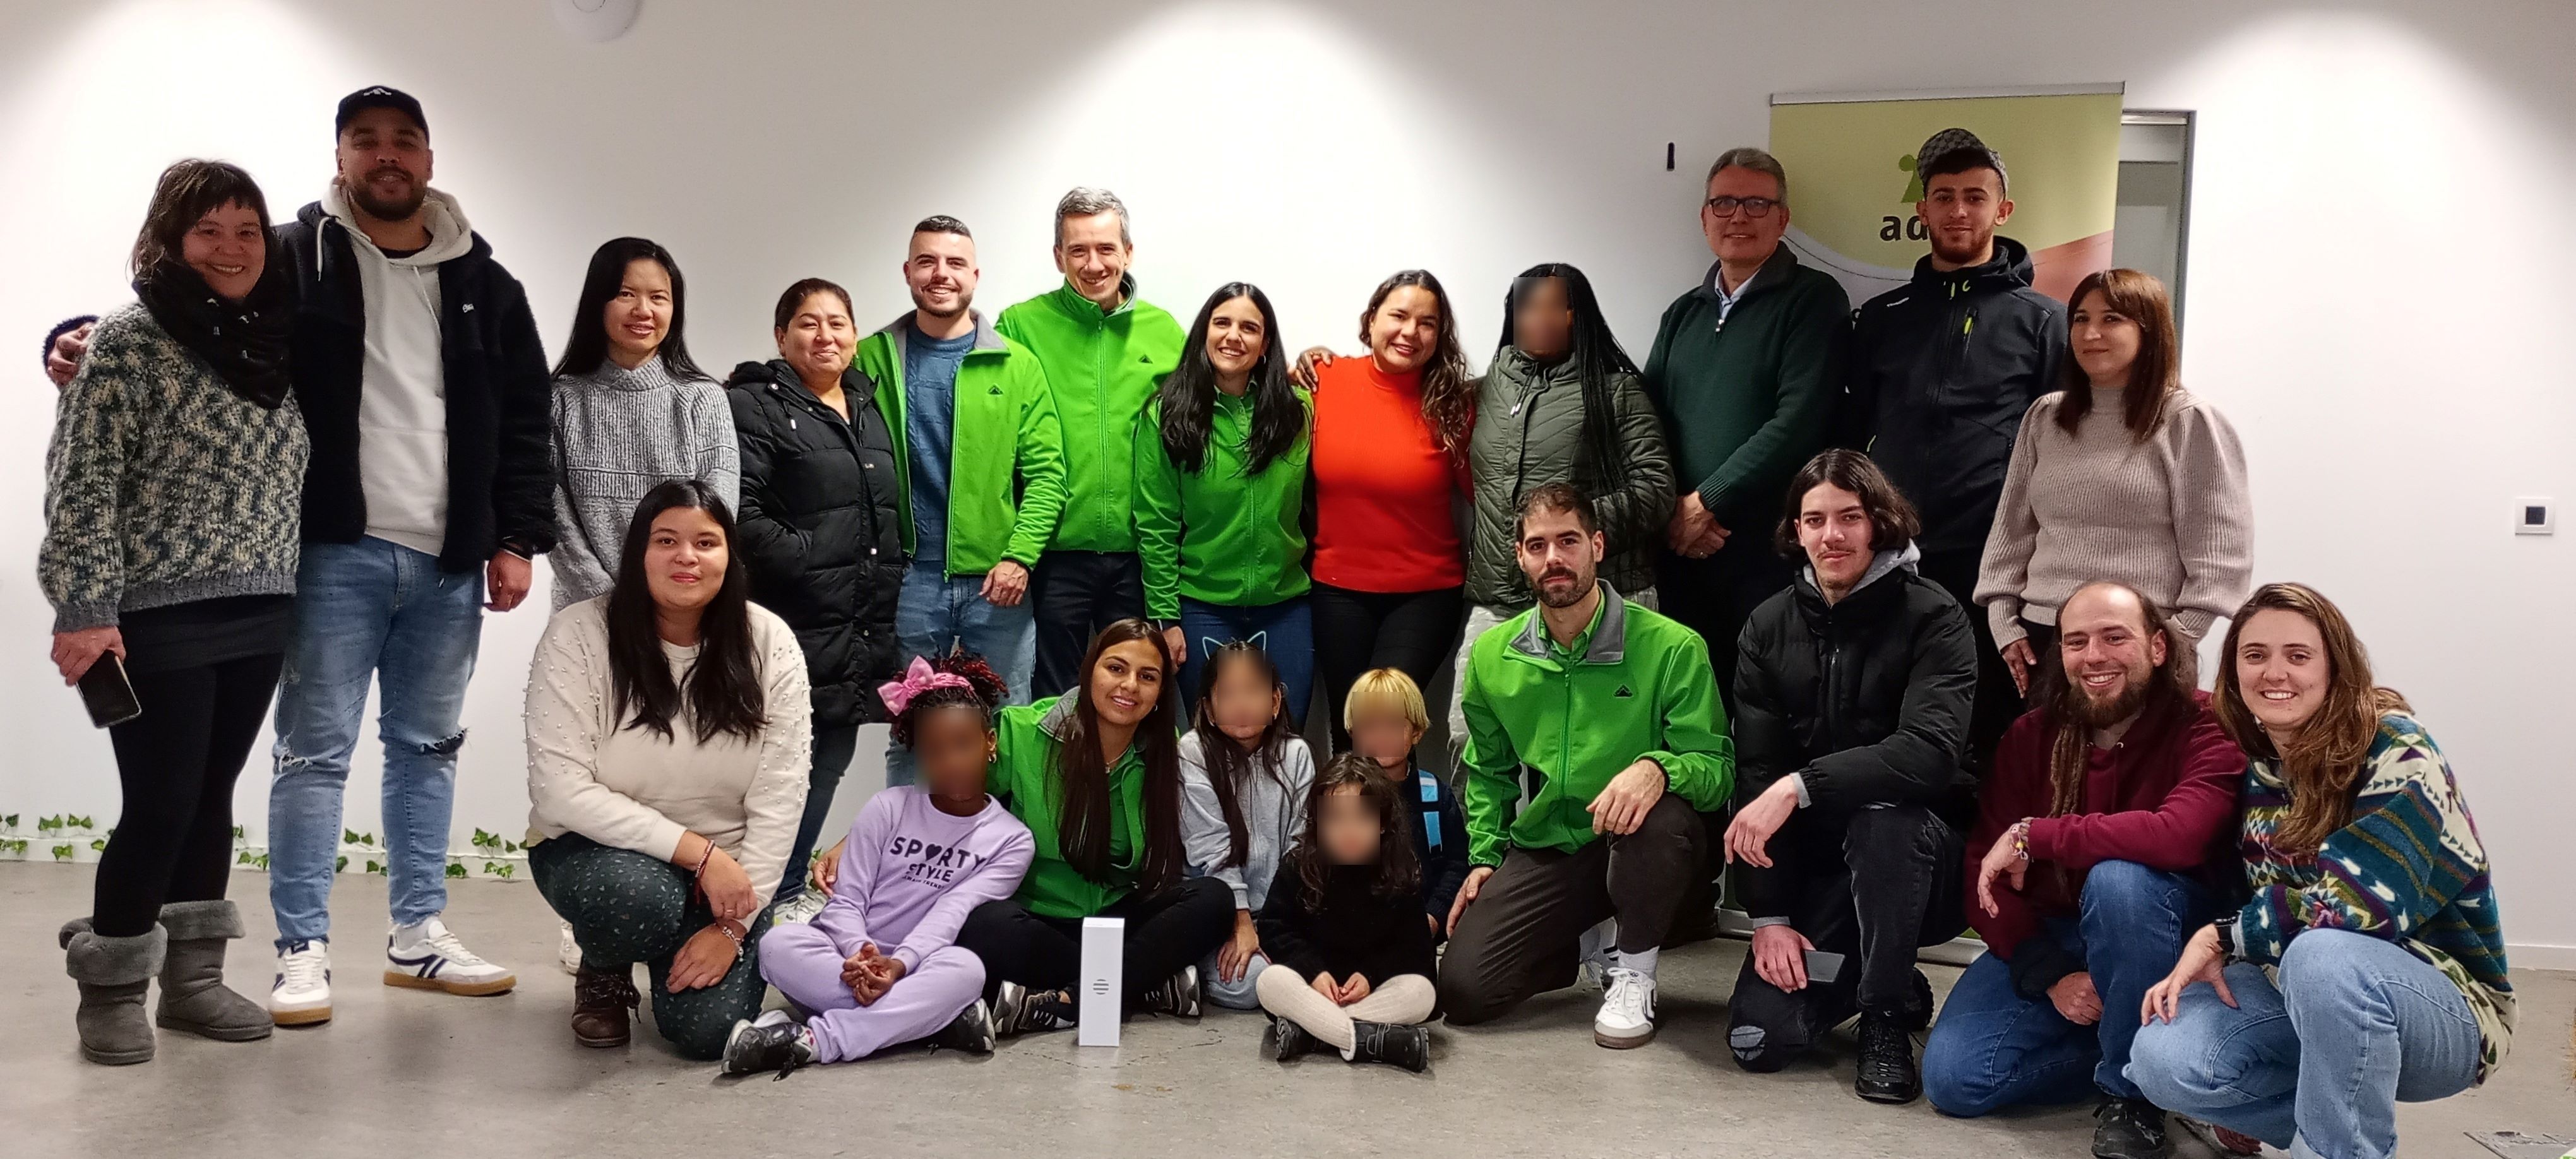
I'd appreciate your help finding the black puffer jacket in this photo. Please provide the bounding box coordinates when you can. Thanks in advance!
[726,360,903,728]
[1731,548,1979,821]
[1835,237,2068,556]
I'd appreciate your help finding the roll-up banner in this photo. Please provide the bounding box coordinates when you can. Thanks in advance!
[1768,84,2124,304]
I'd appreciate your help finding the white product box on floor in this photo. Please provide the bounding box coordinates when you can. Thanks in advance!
[1078,916,1123,1047]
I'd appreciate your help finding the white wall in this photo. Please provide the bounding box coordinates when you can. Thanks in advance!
[3,0,2569,960]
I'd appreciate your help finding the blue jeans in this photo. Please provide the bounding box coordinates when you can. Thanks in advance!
[1923,860,2215,1114]
[267,538,484,948]
[2125,928,2483,1159]
[1176,596,1314,728]
[889,559,1035,787]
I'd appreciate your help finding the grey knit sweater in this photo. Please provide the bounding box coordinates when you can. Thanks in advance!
[1974,385,2253,645]
[40,304,309,631]
[547,356,739,609]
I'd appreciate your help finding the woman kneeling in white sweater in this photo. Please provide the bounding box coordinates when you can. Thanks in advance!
[523,478,812,1059]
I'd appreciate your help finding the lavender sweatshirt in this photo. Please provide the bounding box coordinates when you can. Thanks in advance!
[806,786,1034,972]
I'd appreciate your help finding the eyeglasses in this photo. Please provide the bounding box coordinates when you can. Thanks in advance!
[1705,196,1779,218]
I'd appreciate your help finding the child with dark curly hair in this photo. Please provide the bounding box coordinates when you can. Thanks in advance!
[722,653,1034,1075]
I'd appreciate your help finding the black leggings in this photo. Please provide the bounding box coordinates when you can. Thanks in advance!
[93,653,285,937]
[952,877,1234,1008]
[1311,582,1464,749]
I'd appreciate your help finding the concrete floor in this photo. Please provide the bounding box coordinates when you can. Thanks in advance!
[3,864,2568,1159]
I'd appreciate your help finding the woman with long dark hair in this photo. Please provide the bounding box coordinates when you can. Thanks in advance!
[547,237,737,611]
[948,619,1236,1035]
[1976,268,2250,697]
[45,159,306,1065]
[1294,270,1476,748]
[1445,263,1674,751]
[1135,282,1314,713]
[2130,583,2512,1159]
[523,480,813,1059]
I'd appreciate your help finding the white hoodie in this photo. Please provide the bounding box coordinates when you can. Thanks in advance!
[322,183,475,557]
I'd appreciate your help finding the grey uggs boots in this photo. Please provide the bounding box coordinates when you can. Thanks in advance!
[59,919,165,1065]
[153,900,275,1042]
[61,900,273,1066]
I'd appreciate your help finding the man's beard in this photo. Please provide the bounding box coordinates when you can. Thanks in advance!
[1929,228,1993,267]
[347,171,426,223]
[1534,568,1591,609]
[912,287,970,319]
[2064,665,2152,729]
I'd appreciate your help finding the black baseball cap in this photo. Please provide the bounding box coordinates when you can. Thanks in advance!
[336,86,427,138]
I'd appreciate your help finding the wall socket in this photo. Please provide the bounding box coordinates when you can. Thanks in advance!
[2514,497,2554,535]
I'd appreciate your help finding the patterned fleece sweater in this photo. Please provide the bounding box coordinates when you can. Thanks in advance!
[2235,713,2513,1081]
[40,304,308,631]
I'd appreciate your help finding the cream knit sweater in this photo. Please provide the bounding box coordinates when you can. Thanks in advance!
[1974,385,2253,647]
[523,596,812,905]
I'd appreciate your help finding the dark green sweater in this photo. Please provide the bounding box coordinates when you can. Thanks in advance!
[1641,247,1850,532]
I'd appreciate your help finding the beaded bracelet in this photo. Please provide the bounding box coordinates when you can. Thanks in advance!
[710,918,746,952]
[2010,818,2034,862]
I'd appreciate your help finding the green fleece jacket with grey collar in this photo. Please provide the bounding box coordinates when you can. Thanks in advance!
[855,312,1069,578]
[995,278,1186,554]
[1456,583,1736,866]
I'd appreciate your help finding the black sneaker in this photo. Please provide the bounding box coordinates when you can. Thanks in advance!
[932,1000,998,1054]
[1852,1011,1921,1104]
[2092,1097,2170,1159]
[1905,968,1936,1031]
[1270,1016,1321,1061]
[719,1011,814,1076]
[992,982,1077,1038]
[1142,964,1202,1018]
[1347,1020,1429,1073]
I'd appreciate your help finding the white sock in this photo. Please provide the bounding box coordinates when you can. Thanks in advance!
[1616,948,1659,978]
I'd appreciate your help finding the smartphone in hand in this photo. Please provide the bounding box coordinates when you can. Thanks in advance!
[79,653,141,728]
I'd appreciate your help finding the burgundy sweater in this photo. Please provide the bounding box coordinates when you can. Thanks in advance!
[1966,689,2245,997]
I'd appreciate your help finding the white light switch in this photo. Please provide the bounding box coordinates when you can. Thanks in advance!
[2514,497,2554,535]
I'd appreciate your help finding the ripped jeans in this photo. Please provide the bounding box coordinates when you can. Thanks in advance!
[268,537,485,949]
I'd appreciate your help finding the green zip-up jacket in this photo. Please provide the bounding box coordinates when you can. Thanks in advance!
[989,695,1147,918]
[995,278,1186,554]
[856,312,1069,578]
[1132,391,1313,620]
[1642,245,1850,533]
[1457,583,1735,866]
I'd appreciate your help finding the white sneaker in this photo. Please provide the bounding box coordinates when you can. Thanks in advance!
[557,922,582,975]
[1576,917,1618,988]
[1594,965,1657,1049]
[271,940,333,1026]
[385,915,517,997]
[770,884,827,926]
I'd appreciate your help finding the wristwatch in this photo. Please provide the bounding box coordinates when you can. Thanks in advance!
[2212,914,2240,962]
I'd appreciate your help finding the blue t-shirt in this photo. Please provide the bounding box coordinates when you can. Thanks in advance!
[902,322,976,568]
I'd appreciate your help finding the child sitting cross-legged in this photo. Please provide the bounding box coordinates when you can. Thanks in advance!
[1252,753,1440,1073]
[721,654,1034,1075]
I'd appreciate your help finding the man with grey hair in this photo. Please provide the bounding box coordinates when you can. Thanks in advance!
[1639,150,1851,942]
[996,187,1186,699]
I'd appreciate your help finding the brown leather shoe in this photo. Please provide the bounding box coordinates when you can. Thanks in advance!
[571,965,638,1048]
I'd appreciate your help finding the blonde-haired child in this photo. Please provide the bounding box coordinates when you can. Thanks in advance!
[1342,668,1467,937]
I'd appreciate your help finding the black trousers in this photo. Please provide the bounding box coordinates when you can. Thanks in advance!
[1030,550,1147,703]
[1437,795,1707,1025]
[1916,547,2021,775]
[1726,803,1965,1071]
[952,876,1234,1007]
[1311,582,1464,750]
[93,653,285,937]
[1654,544,1790,912]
